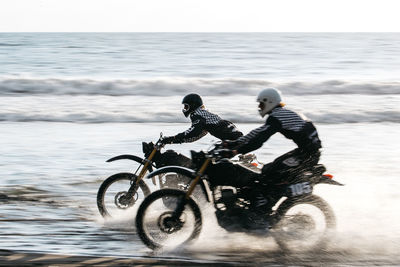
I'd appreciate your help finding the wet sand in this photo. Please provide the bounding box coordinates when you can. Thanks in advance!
[1,123,400,266]
[2,248,400,266]
[0,249,238,266]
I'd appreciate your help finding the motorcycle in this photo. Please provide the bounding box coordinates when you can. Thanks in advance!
[135,144,343,252]
[97,133,192,218]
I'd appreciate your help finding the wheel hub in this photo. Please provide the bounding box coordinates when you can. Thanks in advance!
[114,191,138,209]
[290,213,316,231]
[157,211,185,234]
[280,213,316,240]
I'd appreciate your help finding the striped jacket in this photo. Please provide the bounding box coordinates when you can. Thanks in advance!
[172,107,243,143]
[236,106,321,154]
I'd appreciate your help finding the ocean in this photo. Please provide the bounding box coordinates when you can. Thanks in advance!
[1,33,400,265]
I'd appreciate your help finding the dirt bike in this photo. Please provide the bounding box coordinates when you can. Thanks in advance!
[135,144,343,252]
[97,134,192,218]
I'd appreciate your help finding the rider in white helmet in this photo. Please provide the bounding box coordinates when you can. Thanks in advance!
[227,88,321,161]
[257,88,283,117]
[224,88,322,228]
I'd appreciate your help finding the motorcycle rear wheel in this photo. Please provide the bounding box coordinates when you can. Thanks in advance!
[272,194,336,252]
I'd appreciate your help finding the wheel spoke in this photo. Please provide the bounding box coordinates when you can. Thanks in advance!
[272,195,336,252]
[97,172,150,218]
[136,188,202,250]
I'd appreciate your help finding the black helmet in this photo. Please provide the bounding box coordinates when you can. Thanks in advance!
[182,93,203,117]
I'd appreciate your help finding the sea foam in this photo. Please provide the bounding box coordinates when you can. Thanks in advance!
[1,77,400,96]
[1,94,399,124]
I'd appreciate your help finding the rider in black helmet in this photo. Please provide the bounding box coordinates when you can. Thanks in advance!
[161,93,243,144]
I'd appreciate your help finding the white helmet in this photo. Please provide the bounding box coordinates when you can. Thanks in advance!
[256,88,282,117]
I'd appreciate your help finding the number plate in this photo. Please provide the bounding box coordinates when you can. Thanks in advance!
[288,182,312,197]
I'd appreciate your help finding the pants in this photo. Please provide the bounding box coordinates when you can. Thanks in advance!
[248,148,320,213]
[261,148,321,184]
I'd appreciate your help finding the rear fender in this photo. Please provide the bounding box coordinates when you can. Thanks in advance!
[318,175,344,186]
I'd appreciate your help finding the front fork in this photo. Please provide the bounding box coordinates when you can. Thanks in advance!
[125,147,158,200]
[172,158,211,218]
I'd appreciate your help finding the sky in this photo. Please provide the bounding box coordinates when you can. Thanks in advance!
[0,0,400,32]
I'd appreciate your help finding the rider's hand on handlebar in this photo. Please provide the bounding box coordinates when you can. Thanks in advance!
[160,136,175,145]
[217,148,238,159]
[223,140,239,149]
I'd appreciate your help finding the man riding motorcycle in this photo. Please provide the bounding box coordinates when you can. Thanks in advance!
[223,88,322,228]
[161,93,243,144]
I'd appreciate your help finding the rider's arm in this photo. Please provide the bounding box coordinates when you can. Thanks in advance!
[234,116,280,154]
[171,116,208,143]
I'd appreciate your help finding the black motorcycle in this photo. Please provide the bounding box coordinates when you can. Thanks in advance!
[135,144,343,252]
[97,134,192,218]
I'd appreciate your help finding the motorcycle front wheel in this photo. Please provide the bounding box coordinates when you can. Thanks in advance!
[97,172,151,218]
[272,194,336,252]
[136,189,202,250]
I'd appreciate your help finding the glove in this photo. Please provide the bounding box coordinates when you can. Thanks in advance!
[217,149,236,159]
[161,136,175,145]
[223,140,239,149]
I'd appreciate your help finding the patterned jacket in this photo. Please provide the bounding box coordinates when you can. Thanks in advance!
[236,106,321,154]
[172,107,243,143]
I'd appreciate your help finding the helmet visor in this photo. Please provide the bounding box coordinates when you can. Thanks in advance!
[258,102,265,112]
[182,103,190,113]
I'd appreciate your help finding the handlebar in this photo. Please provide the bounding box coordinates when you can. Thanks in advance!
[205,143,233,161]
[154,132,166,149]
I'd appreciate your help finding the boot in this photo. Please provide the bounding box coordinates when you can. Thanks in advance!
[243,194,271,231]
[244,210,270,231]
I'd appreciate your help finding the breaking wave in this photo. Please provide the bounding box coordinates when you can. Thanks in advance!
[1,94,399,124]
[1,77,399,124]
[1,77,400,96]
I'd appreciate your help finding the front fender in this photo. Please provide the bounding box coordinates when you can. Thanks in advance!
[106,154,144,163]
[146,166,211,202]
[106,154,155,184]
[146,166,196,180]
[106,154,154,172]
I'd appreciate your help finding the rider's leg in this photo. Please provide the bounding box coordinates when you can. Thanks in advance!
[242,186,273,230]
[244,149,303,229]
[261,148,323,183]
[245,149,321,230]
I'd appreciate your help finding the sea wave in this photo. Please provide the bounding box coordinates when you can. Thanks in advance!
[1,110,399,124]
[1,77,400,96]
[1,95,399,124]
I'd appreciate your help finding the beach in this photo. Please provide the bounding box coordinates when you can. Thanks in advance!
[1,33,400,265]
[1,122,400,265]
